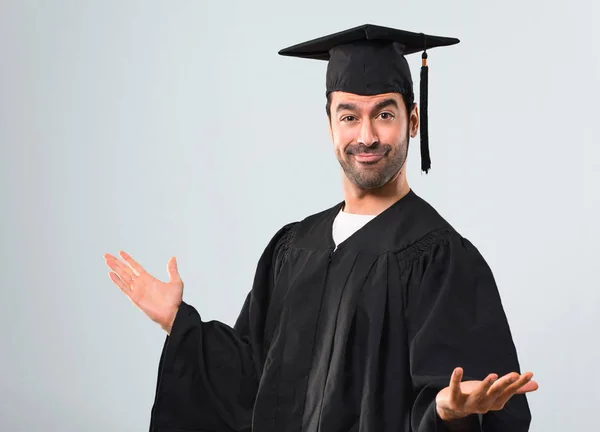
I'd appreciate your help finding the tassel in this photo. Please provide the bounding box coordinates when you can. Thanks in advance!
[420,50,431,173]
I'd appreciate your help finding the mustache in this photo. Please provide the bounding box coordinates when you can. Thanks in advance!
[345,142,391,155]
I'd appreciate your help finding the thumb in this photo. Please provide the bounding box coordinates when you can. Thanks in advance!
[167,256,182,284]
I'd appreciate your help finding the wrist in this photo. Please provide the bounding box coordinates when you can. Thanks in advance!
[436,404,467,422]
[160,304,181,335]
[436,404,480,431]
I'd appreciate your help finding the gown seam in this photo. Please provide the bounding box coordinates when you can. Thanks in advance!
[394,228,454,264]
[296,247,335,431]
[269,223,298,430]
[312,252,364,431]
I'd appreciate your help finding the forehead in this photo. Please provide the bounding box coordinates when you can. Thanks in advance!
[329,91,403,109]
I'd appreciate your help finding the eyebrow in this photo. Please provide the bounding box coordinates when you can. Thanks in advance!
[335,98,399,115]
[373,98,399,113]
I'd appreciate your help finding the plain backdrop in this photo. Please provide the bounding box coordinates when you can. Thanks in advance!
[1,1,597,431]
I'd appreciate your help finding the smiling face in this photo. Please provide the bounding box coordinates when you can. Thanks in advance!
[327,91,418,190]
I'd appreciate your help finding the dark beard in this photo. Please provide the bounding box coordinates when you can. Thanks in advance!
[338,132,409,190]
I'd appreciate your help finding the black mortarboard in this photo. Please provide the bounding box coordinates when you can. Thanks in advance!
[278,24,460,173]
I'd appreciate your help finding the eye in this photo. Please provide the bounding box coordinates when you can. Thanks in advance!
[378,112,395,120]
[340,115,357,122]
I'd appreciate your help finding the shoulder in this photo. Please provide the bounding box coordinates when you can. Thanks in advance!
[261,221,297,276]
[395,226,490,279]
[405,191,457,235]
[392,193,474,257]
[267,201,342,265]
[395,227,455,263]
[265,221,299,257]
[385,191,456,258]
[393,190,487,260]
[273,221,299,251]
[264,201,339,254]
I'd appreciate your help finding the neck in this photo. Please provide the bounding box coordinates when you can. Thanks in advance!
[341,167,411,215]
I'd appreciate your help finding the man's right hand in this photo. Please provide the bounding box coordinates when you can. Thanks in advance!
[104,250,184,335]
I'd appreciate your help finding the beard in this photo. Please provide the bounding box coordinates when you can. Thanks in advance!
[337,130,410,190]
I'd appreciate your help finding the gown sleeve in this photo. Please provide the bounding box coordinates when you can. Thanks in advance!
[400,230,532,432]
[148,223,297,432]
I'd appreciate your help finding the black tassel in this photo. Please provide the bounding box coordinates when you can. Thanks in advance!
[420,50,430,173]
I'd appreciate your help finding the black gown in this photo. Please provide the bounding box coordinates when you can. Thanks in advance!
[148,189,531,432]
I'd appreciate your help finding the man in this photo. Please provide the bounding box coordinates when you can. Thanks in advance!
[104,24,538,431]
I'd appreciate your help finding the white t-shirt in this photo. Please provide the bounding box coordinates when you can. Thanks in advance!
[332,208,377,249]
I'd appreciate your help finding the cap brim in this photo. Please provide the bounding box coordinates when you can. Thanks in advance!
[278,23,460,60]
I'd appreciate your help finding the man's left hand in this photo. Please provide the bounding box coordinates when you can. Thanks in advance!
[435,367,539,422]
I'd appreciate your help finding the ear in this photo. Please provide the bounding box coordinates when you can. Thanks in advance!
[327,116,333,141]
[410,104,419,138]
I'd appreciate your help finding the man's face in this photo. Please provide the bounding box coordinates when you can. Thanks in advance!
[328,91,418,190]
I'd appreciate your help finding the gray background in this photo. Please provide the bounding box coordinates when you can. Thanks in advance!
[1,0,597,431]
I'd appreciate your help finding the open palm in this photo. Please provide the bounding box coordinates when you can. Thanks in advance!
[436,367,539,421]
[104,250,183,334]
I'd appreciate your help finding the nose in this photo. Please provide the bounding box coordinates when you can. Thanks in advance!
[357,119,378,146]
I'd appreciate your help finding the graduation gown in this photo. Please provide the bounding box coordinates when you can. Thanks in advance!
[148,189,531,432]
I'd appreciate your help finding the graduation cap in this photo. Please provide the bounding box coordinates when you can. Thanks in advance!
[278,24,460,173]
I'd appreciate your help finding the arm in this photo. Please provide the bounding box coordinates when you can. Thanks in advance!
[402,231,533,432]
[149,223,296,432]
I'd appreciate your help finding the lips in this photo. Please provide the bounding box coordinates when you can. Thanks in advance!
[353,153,385,163]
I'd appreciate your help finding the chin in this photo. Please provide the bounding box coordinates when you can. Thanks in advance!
[354,182,385,190]
[349,172,389,190]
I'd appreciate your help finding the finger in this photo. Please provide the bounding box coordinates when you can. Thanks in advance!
[490,381,530,410]
[119,250,145,277]
[469,373,498,403]
[516,379,539,394]
[167,256,181,283]
[449,367,464,402]
[106,257,135,285]
[487,372,520,400]
[109,271,132,297]
[498,373,535,401]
